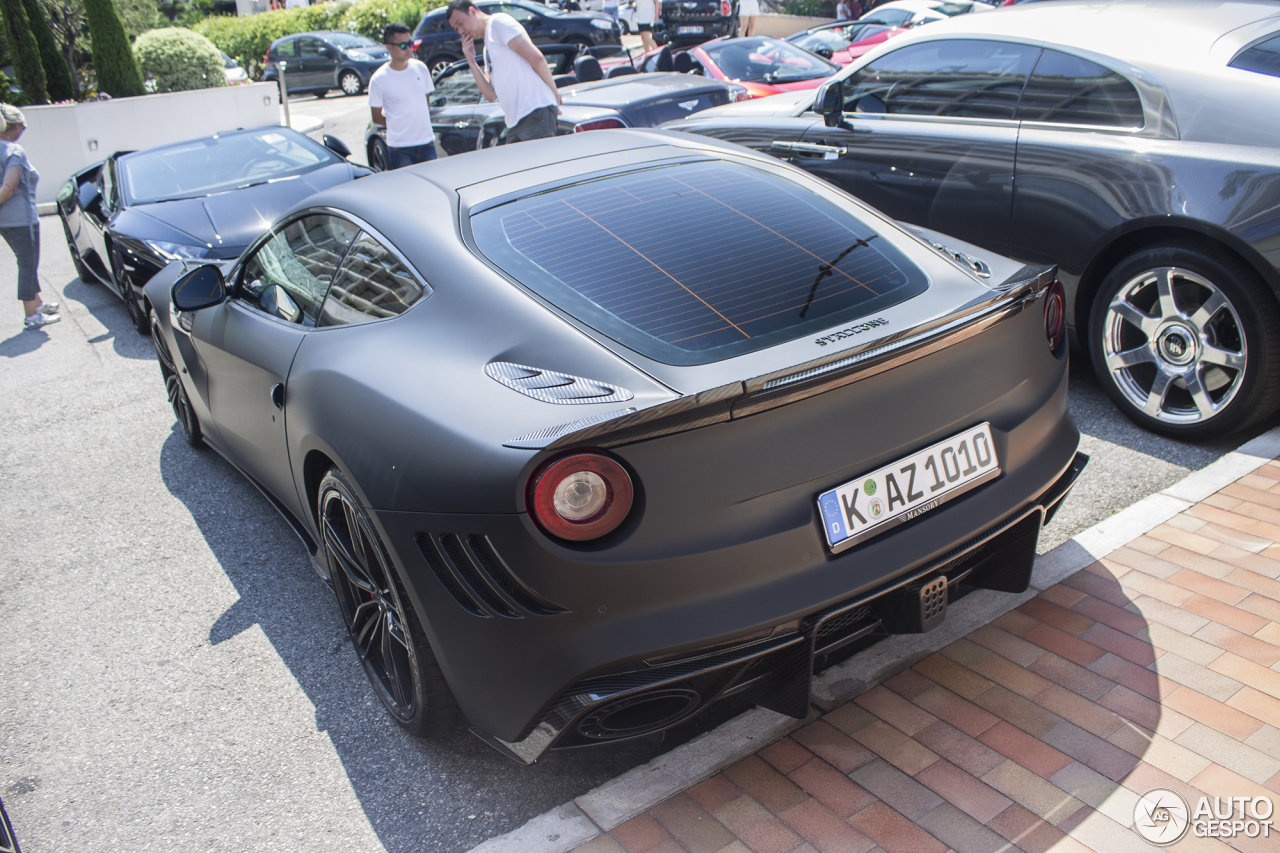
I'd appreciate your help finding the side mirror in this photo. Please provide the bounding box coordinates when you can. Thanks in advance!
[815,47,834,59]
[816,81,848,128]
[322,134,352,158]
[171,265,226,312]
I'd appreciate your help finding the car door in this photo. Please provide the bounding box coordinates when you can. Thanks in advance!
[430,64,489,154]
[190,214,359,518]
[788,38,1038,255]
[84,157,122,292]
[1007,47,1149,283]
[271,37,300,86]
[298,37,334,90]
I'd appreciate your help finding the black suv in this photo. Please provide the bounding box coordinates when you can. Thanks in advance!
[663,0,739,45]
[413,0,622,77]
[263,31,390,96]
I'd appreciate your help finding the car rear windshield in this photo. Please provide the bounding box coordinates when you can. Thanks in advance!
[1231,34,1280,78]
[471,161,927,365]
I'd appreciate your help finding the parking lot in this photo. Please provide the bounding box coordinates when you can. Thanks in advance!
[1,205,1273,853]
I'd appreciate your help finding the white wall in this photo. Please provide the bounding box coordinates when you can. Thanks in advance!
[22,83,282,208]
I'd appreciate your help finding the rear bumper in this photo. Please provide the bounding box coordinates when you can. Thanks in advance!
[663,16,734,42]
[468,450,1086,763]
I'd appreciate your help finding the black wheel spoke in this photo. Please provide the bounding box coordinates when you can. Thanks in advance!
[323,509,378,594]
[351,600,382,659]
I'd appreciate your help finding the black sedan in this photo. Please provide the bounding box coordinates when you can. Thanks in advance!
[666,0,1280,440]
[412,0,622,77]
[58,127,369,334]
[146,128,1084,762]
[262,31,390,97]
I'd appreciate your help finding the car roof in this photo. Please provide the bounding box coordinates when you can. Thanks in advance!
[885,0,1280,70]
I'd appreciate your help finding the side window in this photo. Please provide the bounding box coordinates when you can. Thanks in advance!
[99,160,118,214]
[419,12,446,35]
[1016,48,1143,128]
[319,233,425,326]
[240,215,360,325]
[431,67,482,107]
[843,39,1038,120]
[272,39,298,60]
[1231,33,1280,78]
[494,3,537,25]
[298,38,324,59]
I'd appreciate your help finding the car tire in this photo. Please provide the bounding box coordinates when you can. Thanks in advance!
[565,36,592,52]
[60,216,93,283]
[151,311,205,449]
[427,53,460,78]
[367,136,389,172]
[619,20,630,34]
[319,467,459,738]
[339,69,362,95]
[1088,243,1280,440]
[111,248,151,336]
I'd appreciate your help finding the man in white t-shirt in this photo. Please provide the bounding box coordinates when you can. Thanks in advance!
[447,0,562,143]
[368,23,438,169]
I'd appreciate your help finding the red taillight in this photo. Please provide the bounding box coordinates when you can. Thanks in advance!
[412,37,423,52]
[264,50,271,70]
[528,451,634,541]
[721,0,731,13]
[1044,279,1066,352]
[574,118,627,132]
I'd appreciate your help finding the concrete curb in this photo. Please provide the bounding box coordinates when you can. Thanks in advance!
[465,424,1280,852]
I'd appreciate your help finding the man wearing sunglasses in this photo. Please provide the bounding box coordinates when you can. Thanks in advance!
[369,23,438,169]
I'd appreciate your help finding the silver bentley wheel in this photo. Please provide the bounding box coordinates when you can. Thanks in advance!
[1089,245,1280,439]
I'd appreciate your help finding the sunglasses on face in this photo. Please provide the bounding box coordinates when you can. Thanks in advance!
[390,41,412,49]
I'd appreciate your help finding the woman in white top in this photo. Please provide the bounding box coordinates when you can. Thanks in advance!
[636,0,660,51]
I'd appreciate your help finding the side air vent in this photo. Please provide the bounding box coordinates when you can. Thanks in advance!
[486,362,634,405]
[415,532,487,617]
[437,534,520,618]
[466,535,567,615]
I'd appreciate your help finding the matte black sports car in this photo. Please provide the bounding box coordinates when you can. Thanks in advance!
[147,129,1084,762]
[665,0,1280,439]
[58,127,369,334]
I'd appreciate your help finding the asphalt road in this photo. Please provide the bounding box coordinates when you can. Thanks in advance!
[2,123,1276,852]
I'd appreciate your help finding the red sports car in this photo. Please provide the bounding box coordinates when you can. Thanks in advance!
[638,36,840,98]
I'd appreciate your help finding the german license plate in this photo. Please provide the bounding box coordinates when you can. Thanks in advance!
[677,25,704,34]
[818,423,1000,553]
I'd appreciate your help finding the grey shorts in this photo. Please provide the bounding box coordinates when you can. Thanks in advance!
[507,105,559,143]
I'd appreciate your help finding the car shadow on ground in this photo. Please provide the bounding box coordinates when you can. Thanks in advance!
[59,275,155,361]
[156,429,754,853]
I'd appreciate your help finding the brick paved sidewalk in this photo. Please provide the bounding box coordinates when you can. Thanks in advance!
[563,459,1280,853]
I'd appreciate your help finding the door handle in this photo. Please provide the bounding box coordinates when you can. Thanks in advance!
[454,121,469,128]
[771,140,847,158]
[271,383,284,410]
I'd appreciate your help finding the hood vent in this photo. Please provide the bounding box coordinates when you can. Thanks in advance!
[486,362,634,405]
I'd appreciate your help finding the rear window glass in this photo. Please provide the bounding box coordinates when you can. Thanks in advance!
[471,161,927,365]
[1016,48,1143,128]
[1232,34,1280,78]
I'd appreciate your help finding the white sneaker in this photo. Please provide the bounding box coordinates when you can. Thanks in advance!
[24,312,60,329]
[38,301,59,315]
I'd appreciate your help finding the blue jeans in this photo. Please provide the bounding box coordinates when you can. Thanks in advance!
[387,141,438,169]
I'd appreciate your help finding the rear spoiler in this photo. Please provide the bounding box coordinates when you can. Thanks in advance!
[503,264,1056,450]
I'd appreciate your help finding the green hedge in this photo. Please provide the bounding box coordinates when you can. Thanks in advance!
[194,0,447,82]
[135,27,225,93]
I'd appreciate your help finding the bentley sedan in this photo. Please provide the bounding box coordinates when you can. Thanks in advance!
[666,0,1280,439]
[58,126,368,334]
[147,129,1084,762]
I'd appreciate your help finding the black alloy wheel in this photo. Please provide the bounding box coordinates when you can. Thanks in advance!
[319,468,458,737]
[1088,243,1280,440]
[60,216,93,283]
[367,136,389,172]
[151,311,204,449]
[111,249,151,336]
[339,69,363,95]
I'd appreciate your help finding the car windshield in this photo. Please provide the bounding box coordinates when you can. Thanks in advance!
[119,130,334,204]
[326,32,380,49]
[703,37,837,83]
[791,23,889,52]
[219,51,239,68]
[472,160,926,365]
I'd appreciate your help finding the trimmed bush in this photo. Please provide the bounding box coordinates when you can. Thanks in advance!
[194,0,447,82]
[0,0,48,104]
[85,0,145,97]
[135,27,225,94]
[23,0,73,101]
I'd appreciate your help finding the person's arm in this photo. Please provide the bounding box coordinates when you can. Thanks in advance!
[509,34,563,108]
[371,106,386,126]
[0,165,19,207]
[462,33,499,102]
